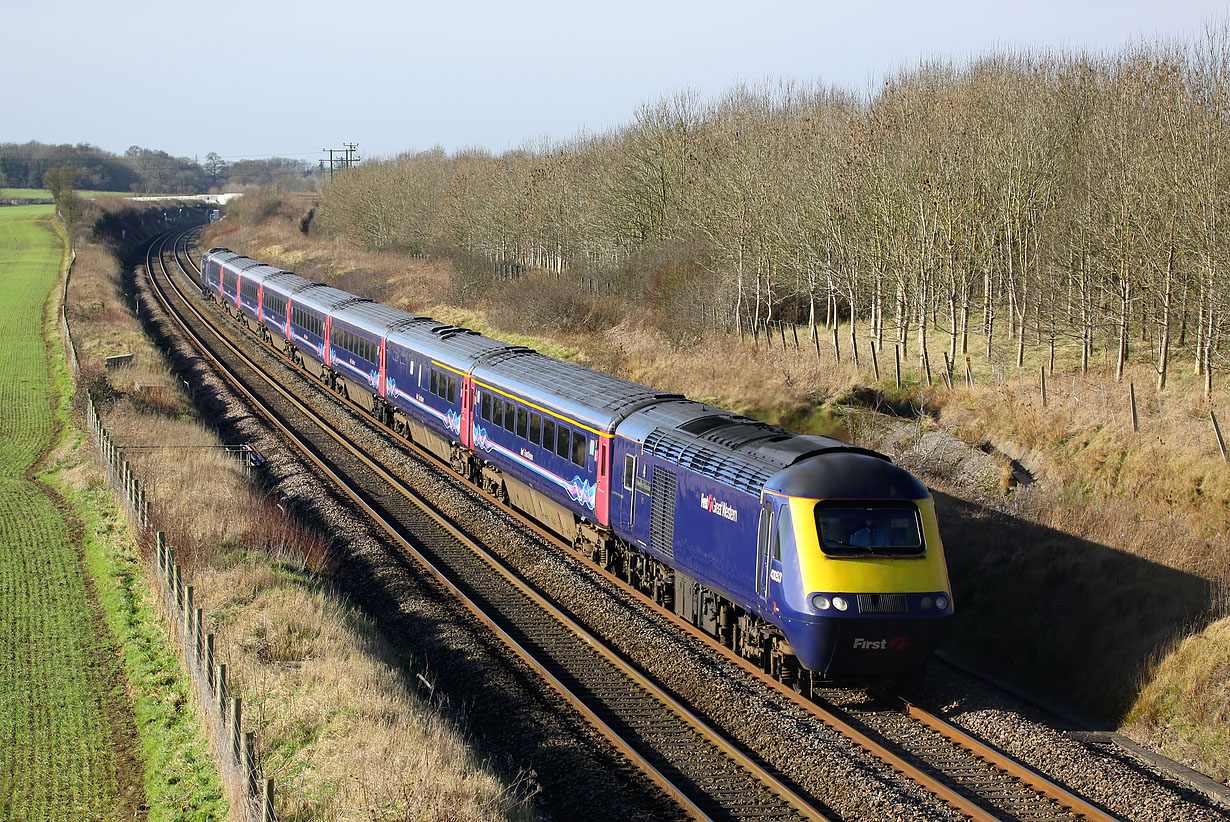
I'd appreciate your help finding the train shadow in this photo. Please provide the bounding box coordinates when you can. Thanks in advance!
[931,489,1216,727]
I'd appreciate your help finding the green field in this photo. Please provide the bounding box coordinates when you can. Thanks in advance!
[0,205,133,820]
[1,189,132,201]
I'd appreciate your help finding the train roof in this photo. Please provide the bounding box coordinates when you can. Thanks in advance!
[239,264,286,284]
[471,349,679,432]
[260,271,316,297]
[387,320,514,371]
[331,300,419,335]
[619,399,891,496]
[291,284,366,314]
[209,249,264,272]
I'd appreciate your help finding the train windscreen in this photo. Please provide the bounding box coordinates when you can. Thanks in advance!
[814,502,924,556]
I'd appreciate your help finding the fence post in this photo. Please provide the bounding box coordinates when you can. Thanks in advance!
[242,732,257,797]
[174,565,183,611]
[194,607,204,665]
[1213,410,1228,463]
[206,634,216,690]
[217,664,228,718]
[230,698,242,764]
[965,356,974,387]
[183,585,194,631]
[156,531,166,571]
[1129,382,1139,432]
[262,778,275,822]
[1040,367,1048,408]
[894,345,901,390]
[870,341,880,381]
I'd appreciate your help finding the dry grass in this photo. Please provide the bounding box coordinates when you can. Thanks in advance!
[1124,616,1230,781]
[69,229,533,820]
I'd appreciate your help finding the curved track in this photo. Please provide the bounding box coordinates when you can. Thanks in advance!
[156,230,1122,822]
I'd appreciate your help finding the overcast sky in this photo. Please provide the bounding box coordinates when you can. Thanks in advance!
[4,0,1228,164]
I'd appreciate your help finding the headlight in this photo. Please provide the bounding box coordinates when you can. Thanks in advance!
[936,595,949,611]
[921,596,934,610]
[811,594,831,611]
[832,596,849,612]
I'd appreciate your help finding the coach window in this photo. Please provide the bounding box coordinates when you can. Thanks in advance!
[430,370,439,396]
[571,431,587,467]
[542,419,555,454]
[447,377,457,404]
[529,413,541,445]
[481,392,491,421]
[503,403,516,433]
[516,407,528,439]
[555,424,571,459]
[493,397,504,427]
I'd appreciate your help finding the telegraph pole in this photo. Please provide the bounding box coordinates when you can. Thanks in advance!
[322,144,359,179]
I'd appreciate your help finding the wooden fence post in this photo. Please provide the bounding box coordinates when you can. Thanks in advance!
[230,698,242,764]
[1129,382,1139,432]
[894,345,901,390]
[242,732,257,797]
[206,635,216,690]
[262,779,275,822]
[1213,410,1228,463]
[833,327,840,364]
[217,664,228,718]
[1040,367,1048,408]
[194,607,204,664]
[870,341,880,380]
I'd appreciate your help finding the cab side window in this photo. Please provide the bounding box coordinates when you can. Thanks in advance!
[774,505,791,561]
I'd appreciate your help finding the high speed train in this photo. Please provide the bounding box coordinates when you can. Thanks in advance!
[201,247,953,691]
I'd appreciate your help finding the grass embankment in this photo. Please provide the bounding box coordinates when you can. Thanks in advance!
[70,223,530,818]
[204,198,1230,781]
[0,205,149,820]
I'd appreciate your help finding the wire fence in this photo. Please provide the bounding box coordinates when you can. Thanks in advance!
[697,307,1230,463]
[60,249,277,822]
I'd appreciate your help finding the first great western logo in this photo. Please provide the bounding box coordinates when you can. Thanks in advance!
[700,493,738,522]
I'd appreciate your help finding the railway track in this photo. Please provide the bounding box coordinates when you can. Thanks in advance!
[150,228,1123,822]
[148,230,827,821]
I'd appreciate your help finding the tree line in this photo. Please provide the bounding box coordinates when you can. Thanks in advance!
[0,142,323,194]
[317,24,1230,397]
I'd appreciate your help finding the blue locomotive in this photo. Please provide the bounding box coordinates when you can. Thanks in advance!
[201,248,953,690]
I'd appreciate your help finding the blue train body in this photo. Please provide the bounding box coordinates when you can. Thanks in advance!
[200,247,954,684]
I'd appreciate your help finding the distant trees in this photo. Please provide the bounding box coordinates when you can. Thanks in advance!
[0,142,325,195]
[43,165,80,227]
[317,23,1230,398]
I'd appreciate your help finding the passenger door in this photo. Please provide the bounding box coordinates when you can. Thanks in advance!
[755,497,774,604]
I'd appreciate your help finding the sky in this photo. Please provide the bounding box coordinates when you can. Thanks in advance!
[4,0,1229,165]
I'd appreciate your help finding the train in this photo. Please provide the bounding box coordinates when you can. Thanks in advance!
[200,247,953,692]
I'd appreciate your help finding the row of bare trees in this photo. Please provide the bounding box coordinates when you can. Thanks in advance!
[318,23,1230,396]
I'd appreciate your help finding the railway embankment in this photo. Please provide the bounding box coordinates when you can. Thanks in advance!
[61,207,535,820]
[203,192,1230,786]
